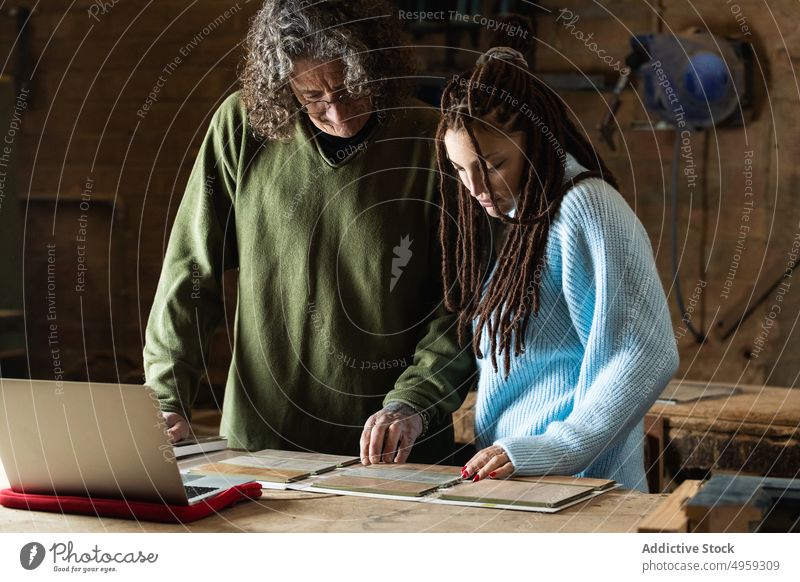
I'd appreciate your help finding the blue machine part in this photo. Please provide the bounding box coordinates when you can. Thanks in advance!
[685,52,730,102]
[633,31,745,128]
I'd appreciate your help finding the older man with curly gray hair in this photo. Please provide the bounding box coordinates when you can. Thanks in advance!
[144,0,475,466]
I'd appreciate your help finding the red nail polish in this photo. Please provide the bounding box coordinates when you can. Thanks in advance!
[489,471,497,478]
[473,475,481,482]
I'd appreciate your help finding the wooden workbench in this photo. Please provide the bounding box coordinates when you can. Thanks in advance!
[0,451,665,533]
[454,380,800,490]
[648,381,800,481]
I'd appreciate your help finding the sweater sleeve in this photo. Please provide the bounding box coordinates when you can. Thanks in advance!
[383,175,477,428]
[383,305,477,429]
[142,94,242,422]
[495,180,679,476]
[382,110,477,428]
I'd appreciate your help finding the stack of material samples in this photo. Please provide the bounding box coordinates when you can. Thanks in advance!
[437,475,616,511]
[172,436,228,459]
[187,449,618,512]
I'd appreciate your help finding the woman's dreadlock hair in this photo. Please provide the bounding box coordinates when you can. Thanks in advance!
[436,15,619,377]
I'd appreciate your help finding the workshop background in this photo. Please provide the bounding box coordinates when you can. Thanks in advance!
[0,2,797,425]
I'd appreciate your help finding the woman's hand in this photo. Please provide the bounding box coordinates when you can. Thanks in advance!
[462,445,515,481]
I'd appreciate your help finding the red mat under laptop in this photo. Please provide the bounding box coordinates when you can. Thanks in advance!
[0,482,263,524]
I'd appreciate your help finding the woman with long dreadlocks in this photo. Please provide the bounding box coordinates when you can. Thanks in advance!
[441,20,679,492]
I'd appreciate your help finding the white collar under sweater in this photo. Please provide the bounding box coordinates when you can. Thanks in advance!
[504,152,588,219]
[563,151,589,183]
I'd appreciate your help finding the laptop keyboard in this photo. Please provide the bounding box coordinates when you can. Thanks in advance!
[184,485,218,499]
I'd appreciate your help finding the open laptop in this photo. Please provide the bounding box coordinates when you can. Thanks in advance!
[0,379,251,505]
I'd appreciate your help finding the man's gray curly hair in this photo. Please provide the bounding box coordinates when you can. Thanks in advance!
[239,0,415,141]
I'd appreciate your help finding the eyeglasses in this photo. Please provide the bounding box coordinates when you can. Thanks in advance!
[298,91,360,114]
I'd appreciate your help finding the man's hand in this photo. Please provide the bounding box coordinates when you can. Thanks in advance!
[161,411,190,444]
[462,445,515,481]
[359,403,424,465]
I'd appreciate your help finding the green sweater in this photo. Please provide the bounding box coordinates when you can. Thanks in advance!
[143,92,475,463]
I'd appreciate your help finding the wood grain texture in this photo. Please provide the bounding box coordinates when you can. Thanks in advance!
[440,480,596,508]
[637,480,703,533]
[187,449,361,483]
[347,463,463,476]
[649,384,800,428]
[189,463,309,483]
[310,463,464,496]
[312,476,444,497]
[0,487,667,533]
[650,383,800,478]
[513,476,616,491]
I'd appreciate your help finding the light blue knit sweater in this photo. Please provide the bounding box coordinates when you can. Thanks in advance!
[473,154,679,493]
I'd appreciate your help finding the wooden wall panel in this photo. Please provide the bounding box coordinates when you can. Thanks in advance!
[7,0,800,394]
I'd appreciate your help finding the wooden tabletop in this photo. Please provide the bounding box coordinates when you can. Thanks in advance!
[648,381,800,479]
[0,451,666,533]
[649,381,800,433]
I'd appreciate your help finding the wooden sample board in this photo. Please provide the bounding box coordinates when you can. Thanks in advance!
[513,475,616,490]
[439,479,596,509]
[189,449,359,484]
[434,475,618,513]
[305,464,462,497]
